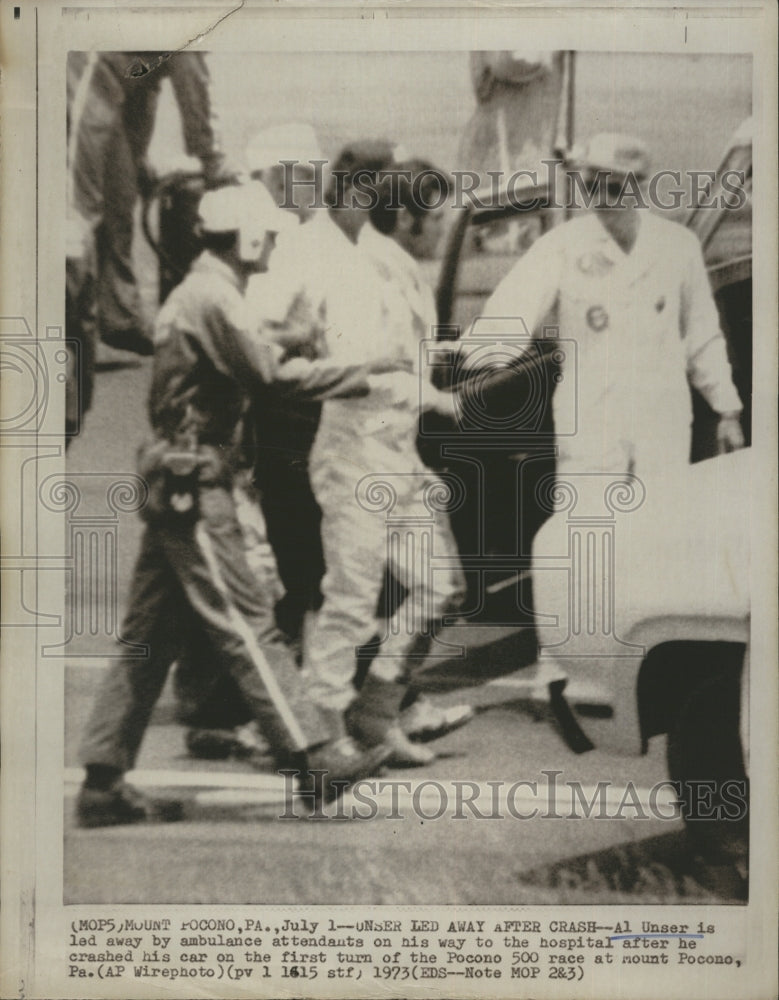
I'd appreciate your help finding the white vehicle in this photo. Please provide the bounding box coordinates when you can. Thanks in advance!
[531,448,750,860]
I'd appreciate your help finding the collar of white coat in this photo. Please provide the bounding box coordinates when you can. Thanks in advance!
[578,209,666,286]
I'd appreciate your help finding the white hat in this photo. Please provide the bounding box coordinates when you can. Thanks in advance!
[569,133,650,180]
[198,183,297,235]
[246,123,322,174]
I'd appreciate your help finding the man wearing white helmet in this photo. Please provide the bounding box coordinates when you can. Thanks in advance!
[76,183,397,827]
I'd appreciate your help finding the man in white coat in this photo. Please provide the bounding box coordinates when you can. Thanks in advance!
[462,132,744,692]
[464,133,744,478]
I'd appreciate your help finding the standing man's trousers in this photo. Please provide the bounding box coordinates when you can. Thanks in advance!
[79,485,329,773]
[305,468,465,714]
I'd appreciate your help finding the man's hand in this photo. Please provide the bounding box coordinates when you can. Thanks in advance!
[716,413,745,453]
[66,211,95,262]
[266,292,324,358]
[419,381,459,421]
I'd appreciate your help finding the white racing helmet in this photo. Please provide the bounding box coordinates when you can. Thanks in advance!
[198,182,297,262]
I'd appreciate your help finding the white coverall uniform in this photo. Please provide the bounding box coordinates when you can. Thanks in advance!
[305,219,464,713]
[470,210,742,476]
[469,210,743,680]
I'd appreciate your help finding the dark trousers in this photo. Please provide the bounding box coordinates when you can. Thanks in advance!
[255,447,325,641]
[79,485,328,773]
[65,253,98,440]
[94,87,154,339]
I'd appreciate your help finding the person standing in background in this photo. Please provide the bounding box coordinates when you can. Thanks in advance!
[67,51,223,357]
[243,123,332,646]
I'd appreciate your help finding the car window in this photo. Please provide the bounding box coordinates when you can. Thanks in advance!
[465,212,545,258]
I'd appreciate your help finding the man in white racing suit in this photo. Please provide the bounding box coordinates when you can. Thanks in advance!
[304,146,467,766]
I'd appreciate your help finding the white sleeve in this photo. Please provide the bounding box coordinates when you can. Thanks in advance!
[680,233,743,414]
[459,230,561,370]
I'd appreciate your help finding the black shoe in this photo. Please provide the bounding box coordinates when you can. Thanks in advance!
[76,780,183,828]
[303,737,390,805]
[186,728,239,760]
[101,327,154,356]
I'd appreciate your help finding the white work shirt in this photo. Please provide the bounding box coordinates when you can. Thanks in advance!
[245,209,333,331]
[304,216,425,483]
[467,210,742,473]
[359,223,438,351]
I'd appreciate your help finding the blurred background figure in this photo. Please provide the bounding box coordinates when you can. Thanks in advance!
[64,214,98,444]
[458,51,569,188]
[67,51,223,357]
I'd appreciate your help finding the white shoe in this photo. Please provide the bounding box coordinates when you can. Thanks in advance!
[401,697,474,743]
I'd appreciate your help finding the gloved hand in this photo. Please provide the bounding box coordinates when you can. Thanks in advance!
[66,211,95,262]
[716,413,745,453]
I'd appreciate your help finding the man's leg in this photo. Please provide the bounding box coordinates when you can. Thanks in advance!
[359,487,472,749]
[79,528,184,773]
[168,487,389,798]
[304,494,386,717]
[174,477,279,759]
[77,528,187,826]
[305,494,436,766]
[257,452,325,643]
[95,97,153,355]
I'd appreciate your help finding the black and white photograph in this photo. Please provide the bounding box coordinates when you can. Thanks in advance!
[1,3,777,999]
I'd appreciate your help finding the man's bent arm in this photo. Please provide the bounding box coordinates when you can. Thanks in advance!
[681,234,743,415]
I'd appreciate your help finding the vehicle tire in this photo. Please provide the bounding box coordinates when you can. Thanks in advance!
[666,659,748,866]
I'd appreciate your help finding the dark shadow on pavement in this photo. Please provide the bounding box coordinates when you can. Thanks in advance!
[516,829,748,903]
